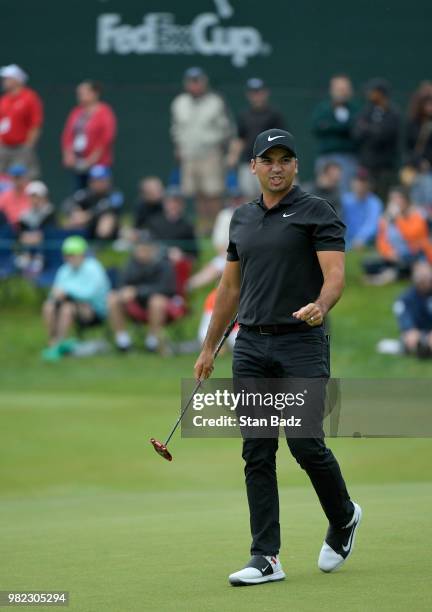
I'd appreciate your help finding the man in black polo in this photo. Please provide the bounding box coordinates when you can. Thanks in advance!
[194,129,362,586]
[226,78,285,200]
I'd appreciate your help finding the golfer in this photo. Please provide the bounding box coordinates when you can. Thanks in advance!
[194,129,362,586]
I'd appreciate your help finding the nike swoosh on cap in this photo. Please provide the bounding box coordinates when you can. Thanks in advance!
[268,135,285,141]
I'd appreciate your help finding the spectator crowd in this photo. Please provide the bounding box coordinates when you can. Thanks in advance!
[1,63,432,359]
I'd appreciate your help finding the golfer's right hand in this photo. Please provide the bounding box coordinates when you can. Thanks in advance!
[194,350,215,381]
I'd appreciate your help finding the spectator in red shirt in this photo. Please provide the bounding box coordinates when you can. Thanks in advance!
[0,65,43,179]
[0,164,30,227]
[62,80,117,189]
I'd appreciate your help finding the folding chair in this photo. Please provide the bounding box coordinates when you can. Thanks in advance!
[0,224,17,281]
[125,257,193,334]
[0,225,18,301]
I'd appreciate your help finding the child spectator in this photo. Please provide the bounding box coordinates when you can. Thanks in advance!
[42,236,110,361]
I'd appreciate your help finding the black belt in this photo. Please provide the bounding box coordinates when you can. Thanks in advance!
[241,322,314,335]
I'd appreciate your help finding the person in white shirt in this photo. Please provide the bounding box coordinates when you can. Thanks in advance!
[171,67,232,234]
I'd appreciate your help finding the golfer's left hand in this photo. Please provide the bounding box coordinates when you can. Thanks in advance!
[292,302,324,327]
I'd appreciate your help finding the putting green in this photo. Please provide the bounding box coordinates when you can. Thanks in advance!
[1,390,431,611]
[1,483,431,612]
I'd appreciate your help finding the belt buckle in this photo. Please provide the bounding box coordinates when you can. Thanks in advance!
[258,325,272,335]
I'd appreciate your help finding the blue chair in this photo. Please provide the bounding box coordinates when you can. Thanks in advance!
[0,224,17,281]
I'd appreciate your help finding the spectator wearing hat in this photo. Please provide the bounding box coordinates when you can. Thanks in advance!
[144,187,198,261]
[0,65,43,179]
[0,164,30,227]
[171,67,232,234]
[227,78,285,199]
[342,169,383,250]
[15,181,56,276]
[312,75,359,194]
[62,80,117,190]
[393,261,432,358]
[18,181,55,233]
[107,236,176,354]
[62,164,124,240]
[42,236,110,361]
[353,78,401,202]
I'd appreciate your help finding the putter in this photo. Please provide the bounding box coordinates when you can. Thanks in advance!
[150,315,238,461]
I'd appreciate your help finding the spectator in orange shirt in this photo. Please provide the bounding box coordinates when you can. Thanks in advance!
[62,80,117,189]
[363,186,432,284]
[0,65,43,179]
[0,164,30,227]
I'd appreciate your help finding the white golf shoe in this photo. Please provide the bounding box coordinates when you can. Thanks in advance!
[318,501,362,572]
[229,554,286,586]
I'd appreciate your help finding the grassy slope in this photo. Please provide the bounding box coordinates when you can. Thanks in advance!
[0,252,431,611]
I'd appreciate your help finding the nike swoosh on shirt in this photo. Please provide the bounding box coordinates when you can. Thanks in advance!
[267,135,285,141]
[283,212,296,217]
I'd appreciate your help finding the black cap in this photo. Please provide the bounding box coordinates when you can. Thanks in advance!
[253,129,296,158]
[246,77,265,91]
[366,77,391,96]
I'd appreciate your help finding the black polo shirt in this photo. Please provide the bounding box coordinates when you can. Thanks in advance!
[227,185,345,327]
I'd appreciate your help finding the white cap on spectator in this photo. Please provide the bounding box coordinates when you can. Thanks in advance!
[25,181,48,197]
[0,64,28,83]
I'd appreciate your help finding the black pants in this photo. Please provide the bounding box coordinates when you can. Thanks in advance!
[232,326,353,556]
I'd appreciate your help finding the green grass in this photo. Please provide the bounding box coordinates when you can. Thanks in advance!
[1,252,432,611]
[1,483,431,612]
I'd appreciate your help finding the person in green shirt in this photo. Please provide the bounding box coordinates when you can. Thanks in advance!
[312,74,359,193]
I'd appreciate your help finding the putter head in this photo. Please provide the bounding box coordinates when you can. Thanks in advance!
[150,438,173,461]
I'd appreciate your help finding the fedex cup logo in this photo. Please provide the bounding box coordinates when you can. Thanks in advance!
[97,0,271,67]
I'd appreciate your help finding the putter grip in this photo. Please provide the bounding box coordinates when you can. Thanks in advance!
[214,315,238,358]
